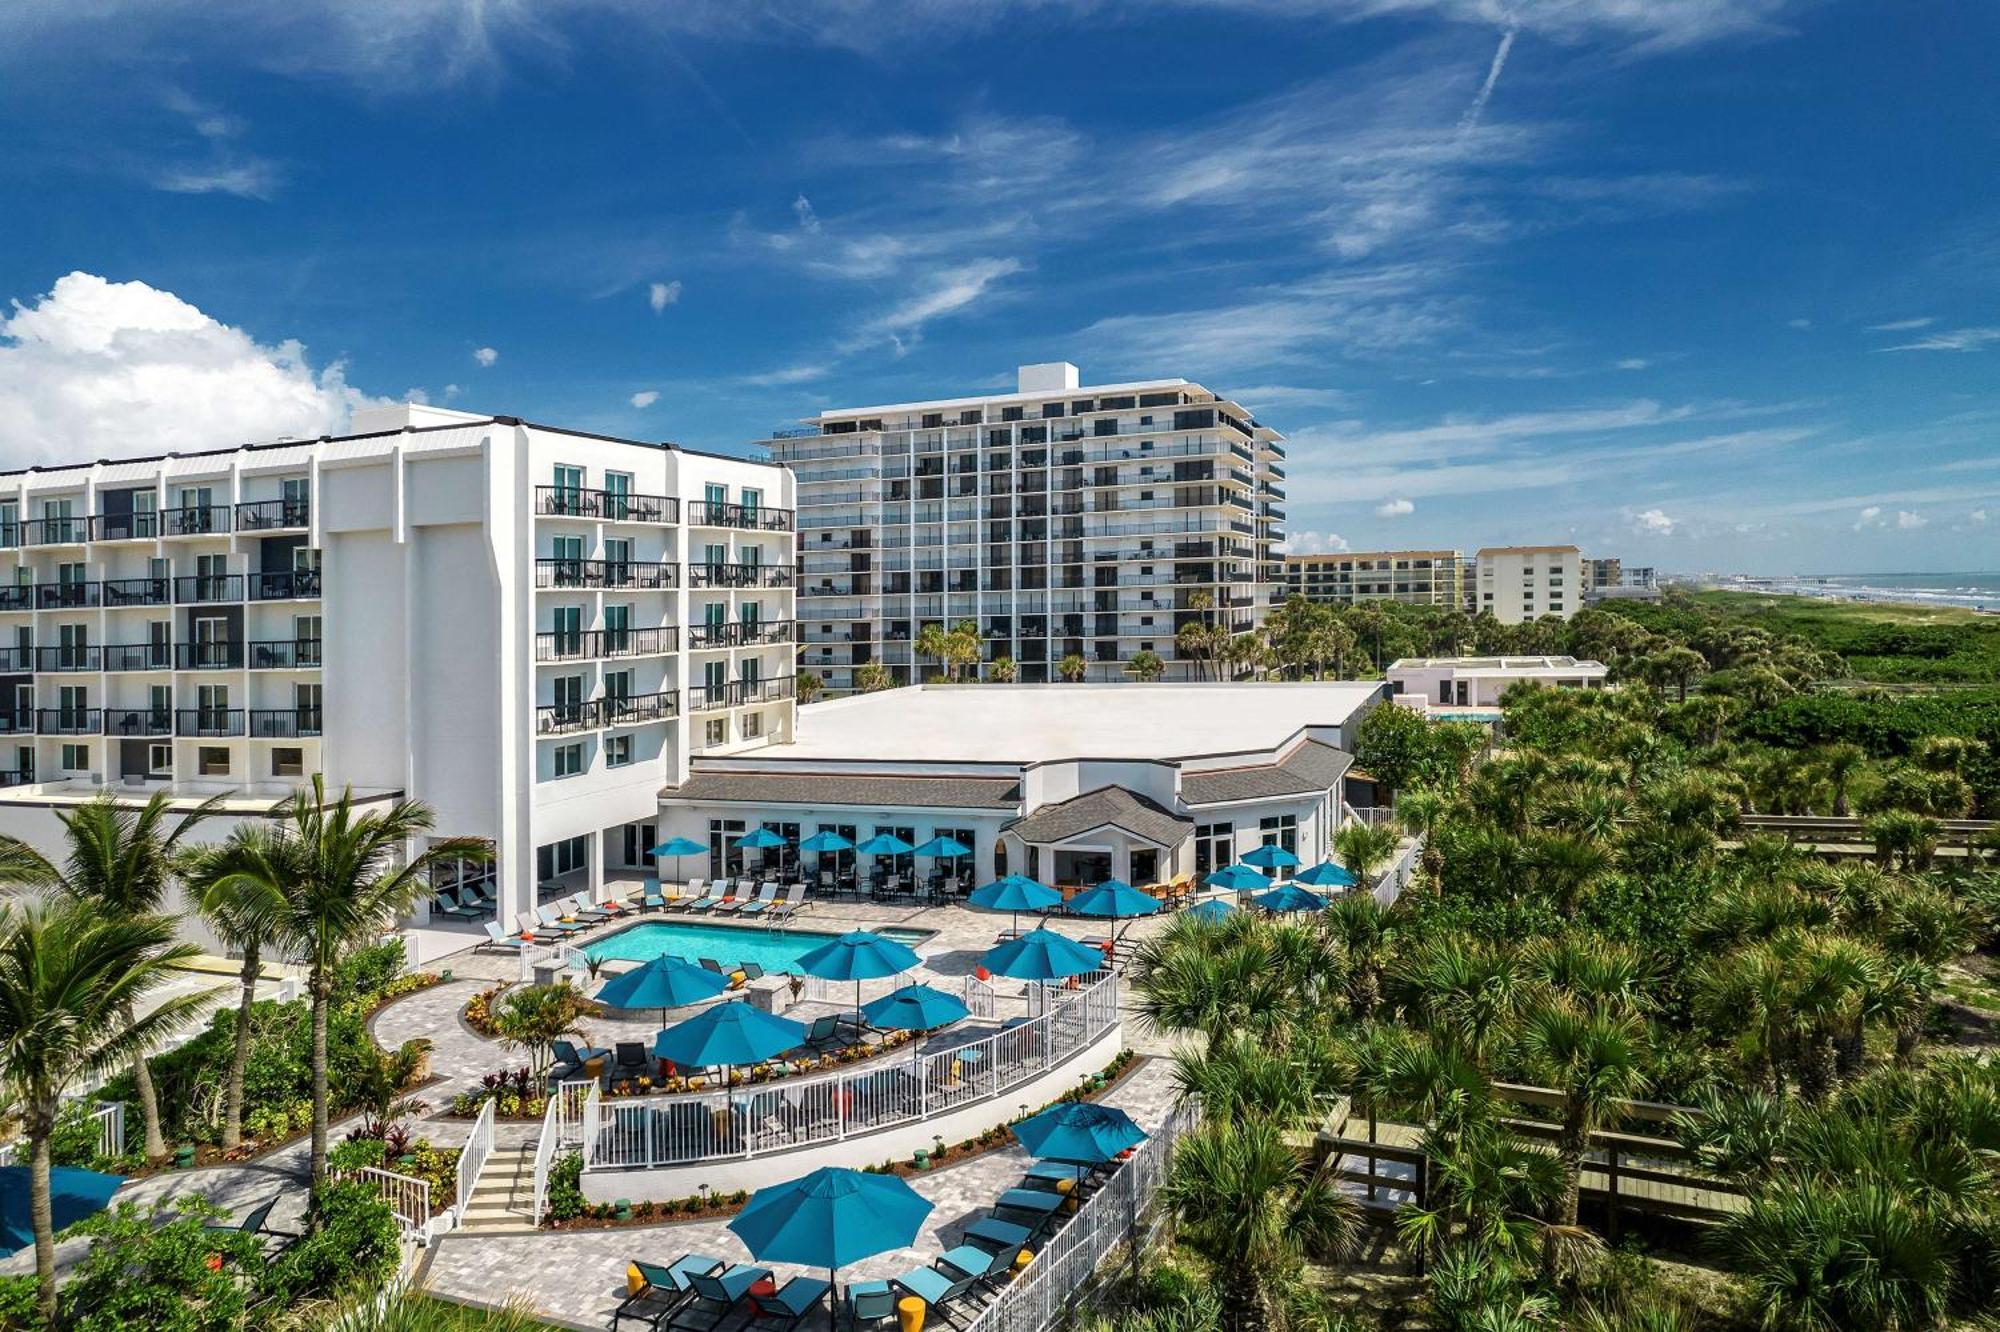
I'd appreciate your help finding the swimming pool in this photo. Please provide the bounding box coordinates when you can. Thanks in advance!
[580,920,932,972]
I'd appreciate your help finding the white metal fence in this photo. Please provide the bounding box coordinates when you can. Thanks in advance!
[962,972,999,1019]
[455,1097,495,1219]
[331,1165,432,1234]
[583,975,1120,1171]
[531,1079,593,1225]
[0,1102,126,1168]
[963,1098,1202,1332]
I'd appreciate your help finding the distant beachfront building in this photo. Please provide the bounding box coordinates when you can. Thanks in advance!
[1473,545,1585,623]
[1386,654,1609,721]
[767,362,1287,690]
[1281,549,1468,609]
[1586,558,1662,606]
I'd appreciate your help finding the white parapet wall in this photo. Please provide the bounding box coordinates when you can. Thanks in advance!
[580,1020,1125,1201]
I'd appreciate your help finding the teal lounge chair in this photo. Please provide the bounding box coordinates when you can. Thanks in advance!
[844,1280,897,1329]
[565,892,612,923]
[637,878,666,910]
[534,904,587,934]
[686,882,730,912]
[890,1265,982,1326]
[674,1263,772,1327]
[962,1216,1033,1254]
[613,1254,725,1330]
[481,920,526,952]
[204,1195,294,1242]
[937,1242,1020,1290]
[433,887,482,920]
[747,1275,830,1330]
[736,882,782,917]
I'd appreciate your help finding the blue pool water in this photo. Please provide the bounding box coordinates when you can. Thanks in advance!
[580,920,932,972]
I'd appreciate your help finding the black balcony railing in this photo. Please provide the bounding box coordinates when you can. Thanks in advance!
[0,769,31,787]
[533,559,680,590]
[174,574,244,604]
[176,708,245,737]
[235,499,311,531]
[688,562,793,589]
[249,569,322,600]
[536,702,593,736]
[688,676,793,711]
[102,709,173,737]
[689,619,796,649]
[162,506,232,537]
[0,646,30,671]
[600,689,679,726]
[102,577,171,607]
[22,516,92,545]
[93,512,161,542]
[35,582,98,610]
[0,586,30,612]
[248,639,321,670]
[685,500,794,531]
[103,643,173,671]
[532,626,680,661]
[34,646,100,673]
[533,487,679,524]
[0,709,30,735]
[249,708,322,738]
[36,708,101,735]
[176,641,245,670]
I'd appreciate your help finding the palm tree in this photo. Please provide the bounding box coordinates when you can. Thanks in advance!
[1527,832,1611,920]
[853,661,894,693]
[189,777,489,1193]
[1817,742,1866,817]
[1058,652,1089,683]
[1520,1001,1650,1226]
[1393,787,1448,888]
[0,899,209,1322]
[914,623,951,683]
[987,655,1018,683]
[1160,1116,1358,1330]
[0,790,218,1159]
[794,670,825,704]
[181,860,275,1151]
[1125,649,1165,682]
[1332,820,1400,891]
[1320,892,1394,1019]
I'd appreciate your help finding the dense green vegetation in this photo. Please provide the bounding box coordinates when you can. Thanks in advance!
[1621,591,2000,684]
[1107,670,1999,1332]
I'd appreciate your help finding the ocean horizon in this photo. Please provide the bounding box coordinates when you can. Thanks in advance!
[1701,571,2000,612]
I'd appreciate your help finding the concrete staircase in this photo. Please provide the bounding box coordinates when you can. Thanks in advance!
[455,1143,539,1233]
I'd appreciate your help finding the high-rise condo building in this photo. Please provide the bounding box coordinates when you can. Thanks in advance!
[1281,549,1468,609]
[0,403,795,930]
[770,363,1286,688]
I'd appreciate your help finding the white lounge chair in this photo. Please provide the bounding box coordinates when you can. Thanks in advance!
[737,882,782,917]
[711,881,754,914]
[687,880,730,912]
[535,903,587,935]
[565,891,612,923]
[516,911,563,942]
[481,920,526,952]
[768,884,811,921]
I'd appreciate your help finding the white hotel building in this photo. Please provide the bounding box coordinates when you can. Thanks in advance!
[0,403,795,931]
[769,362,1287,689]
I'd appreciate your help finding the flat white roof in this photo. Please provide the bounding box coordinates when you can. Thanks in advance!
[775,683,1378,765]
[1389,655,1606,674]
[810,378,1194,422]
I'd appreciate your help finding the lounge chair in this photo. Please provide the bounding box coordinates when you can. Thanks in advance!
[937,1242,1020,1290]
[595,889,632,915]
[687,882,730,912]
[565,891,612,923]
[432,887,482,920]
[674,1263,772,1328]
[737,962,766,984]
[699,957,727,976]
[735,882,782,917]
[746,1275,830,1330]
[1023,1161,1092,1191]
[962,1216,1034,1255]
[612,1254,726,1330]
[636,877,667,911]
[613,1042,651,1082]
[767,884,810,922]
[796,1014,841,1051]
[666,878,704,910]
[710,882,752,914]
[844,1280,897,1330]
[515,911,563,942]
[203,1194,294,1241]
[994,1187,1067,1237]
[534,904,587,935]
[481,920,526,952]
[890,1264,982,1327]
[549,1038,612,1085]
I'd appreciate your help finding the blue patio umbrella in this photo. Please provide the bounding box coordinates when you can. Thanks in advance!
[1240,843,1301,871]
[647,836,707,886]
[1295,861,1358,889]
[595,954,731,1023]
[1205,864,1272,894]
[1253,883,1328,914]
[798,831,854,853]
[911,834,971,859]
[735,828,788,849]
[862,982,970,1034]
[1012,1101,1148,1166]
[970,874,1063,934]
[729,1166,933,1300]
[0,1165,124,1254]
[854,833,913,856]
[982,927,1103,982]
[798,929,921,1018]
[653,1000,806,1079]
[1067,879,1160,919]
[1186,898,1234,923]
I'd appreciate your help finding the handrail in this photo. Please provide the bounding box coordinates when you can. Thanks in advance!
[331,1165,431,1234]
[582,974,1120,1171]
[457,1096,495,1219]
[531,1079,593,1225]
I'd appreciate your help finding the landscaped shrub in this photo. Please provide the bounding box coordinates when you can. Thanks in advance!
[0,1274,40,1331]
[255,1181,401,1312]
[58,1197,266,1332]
[543,1151,584,1222]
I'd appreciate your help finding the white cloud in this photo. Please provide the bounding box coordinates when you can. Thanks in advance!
[1972,509,1989,524]
[792,194,821,234]
[1895,509,1928,529]
[629,390,659,409]
[1615,357,1650,370]
[1878,326,2000,353]
[852,258,1023,351]
[647,280,682,313]
[402,387,429,405]
[472,346,498,367]
[147,89,282,199]
[1868,317,1934,332]
[1630,507,1676,534]
[1787,317,1813,330]
[443,382,462,400]
[1374,497,1415,517]
[1853,505,1882,529]
[0,271,382,465]
[1281,530,1348,555]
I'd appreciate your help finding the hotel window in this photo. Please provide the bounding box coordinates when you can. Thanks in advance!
[554,742,585,777]
[271,747,304,777]
[603,471,632,519]
[1194,823,1234,876]
[552,464,585,514]
[704,718,726,746]
[1258,814,1299,876]
[742,712,761,739]
[604,734,632,768]
[60,743,89,772]
[198,747,230,776]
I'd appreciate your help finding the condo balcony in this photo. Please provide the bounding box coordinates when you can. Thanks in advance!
[684,500,795,532]
[534,558,681,590]
[687,562,793,589]
[103,577,172,608]
[250,569,322,600]
[532,626,682,663]
[688,619,796,650]
[247,708,324,738]
[176,708,246,738]
[686,676,794,712]
[233,499,312,532]
[536,689,681,735]
[103,644,175,671]
[177,642,246,670]
[534,486,680,524]
[102,708,173,738]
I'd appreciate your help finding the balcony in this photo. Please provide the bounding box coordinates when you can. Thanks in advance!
[533,626,681,662]
[174,574,244,604]
[104,644,174,671]
[36,708,101,736]
[685,500,794,532]
[0,709,29,735]
[534,487,678,524]
[162,506,232,538]
[94,512,160,542]
[103,577,171,608]
[176,708,245,738]
[235,499,311,531]
[249,569,322,600]
[688,562,793,589]
[0,647,29,671]
[536,690,680,734]
[248,708,322,738]
[177,642,245,670]
[534,559,680,590]
[34,646,100,673]
[102,709,172,738]
[35,582,98,610]
[0,587,30,612]
[248,639,322,670]
[689,619,795,650]
[22,516,91,546]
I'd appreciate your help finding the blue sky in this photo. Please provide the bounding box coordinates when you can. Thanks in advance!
[0,1,1994,574]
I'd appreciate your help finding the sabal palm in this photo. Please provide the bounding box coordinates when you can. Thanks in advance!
[1525,937,1652,1017]
[1716,1178,1953,1332]
[1519,1001,1650,1226]
[0,790,216,1158]
[1332,821,1400,887]
[1527,832,1611,919]
[0,900,208,1322]
[190,776,489,1192]
[1320,892,1394,1019]
[183,863,273,1150]
[1161,1116,1358,1331]
[1390,934,1525,1067]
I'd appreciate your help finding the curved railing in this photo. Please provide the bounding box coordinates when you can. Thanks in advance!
[581,975,1119,1170]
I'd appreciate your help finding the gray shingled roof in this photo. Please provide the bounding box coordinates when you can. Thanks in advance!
[1008,785,1192,847]
[663,771,1021,810]
[1180,739,1353,806]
